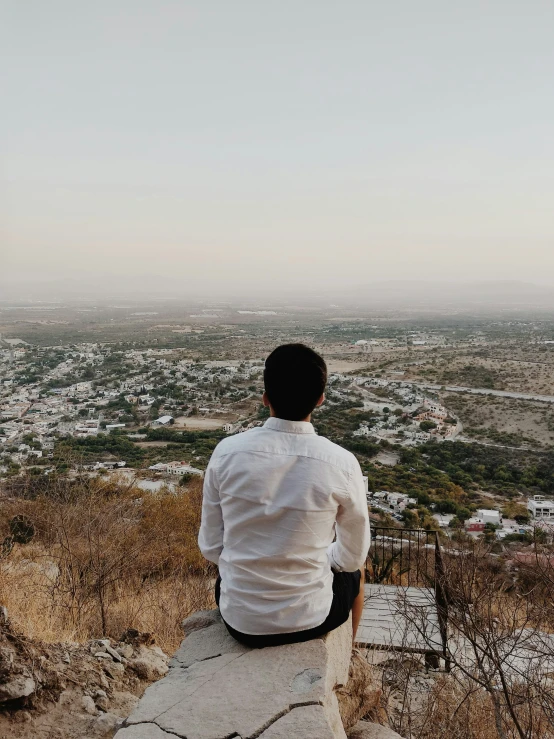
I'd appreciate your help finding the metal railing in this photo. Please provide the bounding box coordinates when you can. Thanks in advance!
[366,526,438,587]
[365,526,450,668]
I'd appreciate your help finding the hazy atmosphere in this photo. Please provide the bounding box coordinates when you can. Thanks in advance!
[2,1,554,300]
[3,6,554,738]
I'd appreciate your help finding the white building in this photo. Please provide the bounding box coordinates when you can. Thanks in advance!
[152,415,173,426]
[433,513,455,528]
[423,400,448,419]
[476,509,502,526]
[412,431,431,442]
[386,492,416,512]
[165,462,203,476]
[527,495,554,520]
[75,418,100,436]
[367,490,415,513]
[148,462,203,476]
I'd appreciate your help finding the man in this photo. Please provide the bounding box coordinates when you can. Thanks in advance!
[198,343,371,648]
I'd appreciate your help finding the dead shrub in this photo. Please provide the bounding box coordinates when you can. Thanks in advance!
[0,474,214,652]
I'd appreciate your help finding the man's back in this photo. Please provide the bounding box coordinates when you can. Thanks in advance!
[198,416,370,635]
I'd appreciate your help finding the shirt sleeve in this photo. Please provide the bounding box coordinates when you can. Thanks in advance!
[327,459,371,572]
[198,456,224,565]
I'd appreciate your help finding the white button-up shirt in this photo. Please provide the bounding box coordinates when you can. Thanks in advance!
[198,417,371,635]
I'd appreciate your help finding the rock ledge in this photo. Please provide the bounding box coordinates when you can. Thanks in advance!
[114,609,401,739]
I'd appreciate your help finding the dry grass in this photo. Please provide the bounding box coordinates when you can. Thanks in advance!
[388,543,554,739]
[0,475,214,653]
[414,675,554,739]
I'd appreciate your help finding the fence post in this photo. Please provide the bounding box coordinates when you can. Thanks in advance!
[434,532,450,671]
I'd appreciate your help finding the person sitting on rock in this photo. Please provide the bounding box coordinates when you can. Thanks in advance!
[198,343,371,648]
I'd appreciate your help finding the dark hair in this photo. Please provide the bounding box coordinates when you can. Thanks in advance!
[263,344,327,421]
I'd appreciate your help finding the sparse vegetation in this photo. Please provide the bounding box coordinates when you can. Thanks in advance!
[0,474,213,652]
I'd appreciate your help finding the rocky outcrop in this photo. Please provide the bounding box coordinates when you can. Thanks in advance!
[115,609,401,739]
[0,608,170,738]
[0,666,35,703]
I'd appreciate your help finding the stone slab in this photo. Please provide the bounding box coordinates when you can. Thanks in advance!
[115,724,175,739]
[116,614,367,739]
[171,622,250,668]
[155,641,331,739]
[128,654,246,724]
[322,615,352,689]
[258,705,338,739]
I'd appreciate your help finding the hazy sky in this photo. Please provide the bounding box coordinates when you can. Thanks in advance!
[2,1,554,295]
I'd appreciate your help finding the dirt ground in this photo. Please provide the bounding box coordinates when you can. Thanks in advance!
[442,393,554,447]
[173,416,226,430]
[326,360,376,373]
[403,347,554,396]
[373,451,400,467]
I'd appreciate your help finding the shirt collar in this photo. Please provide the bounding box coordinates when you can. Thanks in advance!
[263,417,316,435]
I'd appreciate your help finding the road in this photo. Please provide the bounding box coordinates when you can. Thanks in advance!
[407,382,554,404]
[456,435,549,453]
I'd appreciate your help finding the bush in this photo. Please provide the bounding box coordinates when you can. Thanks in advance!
[0,475,213,650]
[420,420,437,431]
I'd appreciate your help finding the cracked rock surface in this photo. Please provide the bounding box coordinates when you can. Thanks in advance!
[115,609,353,739]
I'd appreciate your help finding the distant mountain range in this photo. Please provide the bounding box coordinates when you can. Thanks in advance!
[330,280,554,309]
[1,276,553,311]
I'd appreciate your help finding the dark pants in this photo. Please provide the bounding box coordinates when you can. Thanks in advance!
[215,570,361,649]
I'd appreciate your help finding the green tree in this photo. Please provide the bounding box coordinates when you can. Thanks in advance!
[420,420,437,431]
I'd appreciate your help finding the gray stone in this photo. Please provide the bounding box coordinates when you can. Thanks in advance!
[290,667,323,694]
[322,616,352,689]
[98,672,110,689]
[103,661,125,677]
[128,636,343,739]
[258,705,338,738]
[128,654,246,723]
[181,608,222,636]
[0,673,35,702]
[116,644,134,660]
[348,721,405,739]
[106,645,123,662]
[81,694,98,715]
[114,614,377,739]
[111,690,140,715]
[91,712,123,736]
[128,646,168,681]
[171,622,250,668]
[115,724,174,739]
